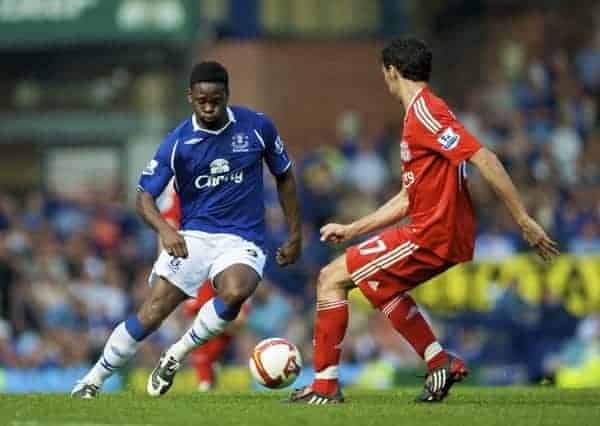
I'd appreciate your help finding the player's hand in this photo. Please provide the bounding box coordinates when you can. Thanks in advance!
[160,227,188,258]
[519,216,560,261]
[276,238,302,266]
[320,223,355,244]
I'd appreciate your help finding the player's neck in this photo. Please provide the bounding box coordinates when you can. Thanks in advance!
[398,81,427,111]
[193,112,230,132]
[201,116,229,131]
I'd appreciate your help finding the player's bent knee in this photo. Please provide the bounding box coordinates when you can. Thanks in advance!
[316,264,347,299]
[316,264,334,289]
[219,282,255,307]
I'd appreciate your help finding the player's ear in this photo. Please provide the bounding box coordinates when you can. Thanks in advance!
[223,85,230,102]
[186,88,193,104]
[381,64,396,82]
[381,64,387,77]
[388,65,401,81]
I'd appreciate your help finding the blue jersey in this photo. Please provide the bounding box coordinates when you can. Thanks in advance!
[138,106,291,247]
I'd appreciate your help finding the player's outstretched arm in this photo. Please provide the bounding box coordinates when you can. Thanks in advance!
[274,168,302,266]
[136,190,188,258]
[320,187,409,244]
[469,147,559,261]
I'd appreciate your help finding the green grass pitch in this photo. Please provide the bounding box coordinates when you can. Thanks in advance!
[2,388,599,426]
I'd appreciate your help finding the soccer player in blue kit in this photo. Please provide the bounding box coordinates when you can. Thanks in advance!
[71,61,302,398]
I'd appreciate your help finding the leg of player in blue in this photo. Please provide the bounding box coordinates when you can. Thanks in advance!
[71,279,187,398]
[147,264,259,397]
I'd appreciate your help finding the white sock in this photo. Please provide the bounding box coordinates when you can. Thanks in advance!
[166,299,229,362]
[84,322,140,386]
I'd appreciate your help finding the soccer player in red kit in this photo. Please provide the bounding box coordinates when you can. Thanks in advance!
[289,38,559,404]
[160,184,243,391]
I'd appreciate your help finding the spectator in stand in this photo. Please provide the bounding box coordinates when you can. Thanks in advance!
[568,220,600,255]
[475,223,520,261]
[576,30,600,96]
[0,237,15,319]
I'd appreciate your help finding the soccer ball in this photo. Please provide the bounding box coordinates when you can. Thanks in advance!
[249,337,302,389]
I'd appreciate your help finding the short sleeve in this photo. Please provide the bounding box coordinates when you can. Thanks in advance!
[137,133,177,198]
[258,115,292,176]
[412,97,482,166]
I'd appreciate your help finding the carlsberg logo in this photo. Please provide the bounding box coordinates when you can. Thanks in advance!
[195,159,244,190]
[0,0,98,21]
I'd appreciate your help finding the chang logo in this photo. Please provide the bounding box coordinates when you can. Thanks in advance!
[195,158,243,190]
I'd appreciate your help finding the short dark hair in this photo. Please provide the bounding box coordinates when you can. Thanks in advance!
[189,61,229,90]
[381,38,432,82]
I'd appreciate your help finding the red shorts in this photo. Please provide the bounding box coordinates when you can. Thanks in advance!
[346,227,454,308]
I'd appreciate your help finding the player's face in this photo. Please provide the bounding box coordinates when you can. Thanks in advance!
[188,82,229,129]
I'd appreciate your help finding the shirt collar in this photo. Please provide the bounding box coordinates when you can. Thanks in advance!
[405,86,425,118]
[192,107,236,134]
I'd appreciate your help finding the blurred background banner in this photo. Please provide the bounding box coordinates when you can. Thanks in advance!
[1,0,599,392]
[0,0,197,48]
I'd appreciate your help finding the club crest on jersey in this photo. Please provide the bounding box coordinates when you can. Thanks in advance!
[400,140,412,162]
[437,127,460,150]
[231,133,249,152]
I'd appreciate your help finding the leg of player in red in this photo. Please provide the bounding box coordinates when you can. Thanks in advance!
[349,233,469,402]
[191,331,232,390]
[290,227,467,405]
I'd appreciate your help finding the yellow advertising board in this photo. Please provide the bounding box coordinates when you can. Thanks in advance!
[411,255,600,316]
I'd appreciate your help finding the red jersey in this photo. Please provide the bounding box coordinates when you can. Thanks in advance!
[159,182,181,228]
[400,86,481,263]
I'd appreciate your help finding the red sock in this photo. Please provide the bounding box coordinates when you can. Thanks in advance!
[191,333,232,384]
[312,300,349,395]
[194,358,214,384]
[381,293,448,370]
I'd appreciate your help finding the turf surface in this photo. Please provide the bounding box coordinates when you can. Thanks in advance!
[2,387,599,426]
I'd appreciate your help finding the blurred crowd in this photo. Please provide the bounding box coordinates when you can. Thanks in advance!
[1,10,599,387]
